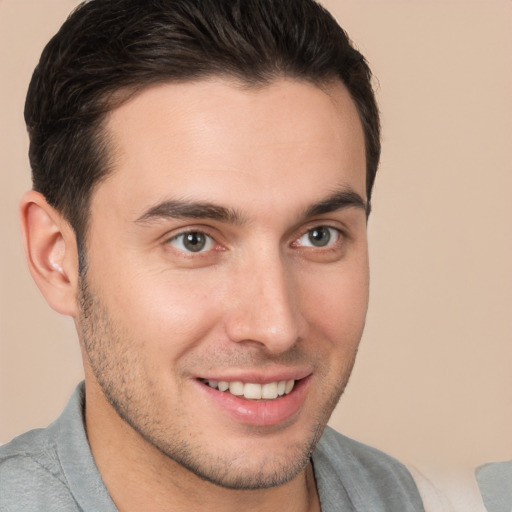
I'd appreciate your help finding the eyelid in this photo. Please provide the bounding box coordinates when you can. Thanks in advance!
[162,224,217,242]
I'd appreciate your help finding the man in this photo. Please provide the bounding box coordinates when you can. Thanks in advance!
[0,0,425,510]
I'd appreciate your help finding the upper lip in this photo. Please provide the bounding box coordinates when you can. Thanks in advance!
[196,368,312,384]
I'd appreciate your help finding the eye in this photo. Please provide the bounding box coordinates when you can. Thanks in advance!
[296,226,340,248]
[168,231,215,253]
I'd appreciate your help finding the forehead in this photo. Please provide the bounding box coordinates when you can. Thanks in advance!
[93,78,366,222]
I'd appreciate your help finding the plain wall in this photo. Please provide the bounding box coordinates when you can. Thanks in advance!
[1,0,511,490]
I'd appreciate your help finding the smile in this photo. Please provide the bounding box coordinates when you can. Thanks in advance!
[202,379,295,400]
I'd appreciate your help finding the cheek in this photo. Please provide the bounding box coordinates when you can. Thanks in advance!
[300,259,369,344]
[103,270,223,355]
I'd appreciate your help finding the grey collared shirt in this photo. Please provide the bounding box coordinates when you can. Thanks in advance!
[0,383,424,511]
[476,460,512,512]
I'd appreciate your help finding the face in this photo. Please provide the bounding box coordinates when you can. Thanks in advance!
[78,78,369,490]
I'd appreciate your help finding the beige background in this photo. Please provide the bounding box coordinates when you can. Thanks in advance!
[1,0,511,503]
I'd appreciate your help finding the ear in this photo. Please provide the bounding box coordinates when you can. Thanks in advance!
[20,190,80,317]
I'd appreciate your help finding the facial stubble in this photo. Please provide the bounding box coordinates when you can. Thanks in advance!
[77,273,358,490]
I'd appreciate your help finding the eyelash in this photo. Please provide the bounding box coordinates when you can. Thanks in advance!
[166,225,344,255]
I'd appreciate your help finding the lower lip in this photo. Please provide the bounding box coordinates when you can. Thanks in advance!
[196,377,310,427]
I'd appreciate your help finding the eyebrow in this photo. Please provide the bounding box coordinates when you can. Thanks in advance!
[136,200,246,224]
[135,188,367,226]
[303,190,367,217]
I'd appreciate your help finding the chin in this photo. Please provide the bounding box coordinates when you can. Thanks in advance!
[169,441,314,490]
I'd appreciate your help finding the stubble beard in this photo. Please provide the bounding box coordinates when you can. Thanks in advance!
[77,273,357,490]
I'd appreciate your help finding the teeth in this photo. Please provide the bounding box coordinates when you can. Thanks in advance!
[218,381,229,392]
[229,381,244,396]
[261,382,278,399]
[243,383,262,400]
[205,379,296,400]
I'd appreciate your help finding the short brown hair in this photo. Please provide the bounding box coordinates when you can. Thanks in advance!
[25,0,380,246]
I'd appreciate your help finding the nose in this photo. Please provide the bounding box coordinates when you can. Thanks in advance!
[223,252,307,354]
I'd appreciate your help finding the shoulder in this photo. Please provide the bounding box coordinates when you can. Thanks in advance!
[313,426,425,511]
[0,428,79,512]
[476,460,512,512]
[314,426,418,483]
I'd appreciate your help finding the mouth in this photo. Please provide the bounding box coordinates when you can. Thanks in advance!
[196,374,311,426]
[201,379,295,400]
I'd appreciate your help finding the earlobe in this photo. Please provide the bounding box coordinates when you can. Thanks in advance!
[19,190,79,317]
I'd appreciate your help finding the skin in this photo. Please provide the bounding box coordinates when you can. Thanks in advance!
[21,78,369,512]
